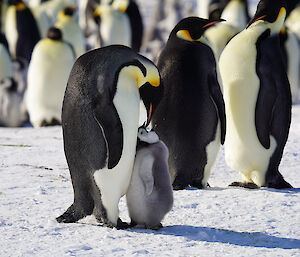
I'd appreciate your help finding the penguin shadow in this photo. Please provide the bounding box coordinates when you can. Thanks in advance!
[132,225,300,250]
[261,187,300,194]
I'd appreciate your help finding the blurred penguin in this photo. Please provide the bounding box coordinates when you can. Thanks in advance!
[5,0,40,62]
[94,3,131,47]
[25,27,75,128]
[55,7,85,57]
[111,0,143,52]
[285,4,300,40]
[280,27,300,104]
[0,77,26,127]
[221,0,250,31]
[0,33,13,82]
[0,0,8,33]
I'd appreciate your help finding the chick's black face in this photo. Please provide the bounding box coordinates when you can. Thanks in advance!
[248,0,286,26]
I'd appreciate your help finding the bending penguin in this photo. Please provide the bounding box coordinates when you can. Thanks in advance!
[25,27,75,127]
[219,0,292,189]
[126,126,173,230]
[56,45,163,228]
[152,17,226,190]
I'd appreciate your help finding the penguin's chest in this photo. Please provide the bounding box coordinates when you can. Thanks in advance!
[94,77,140,196]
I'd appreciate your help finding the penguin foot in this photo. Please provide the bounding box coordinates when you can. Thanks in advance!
[172,183,189,190]
[102,218,129,229]
[40,118,61,127]
[146,223,163,230]
[56,204,86,223]
[229,182,260,189]
[190,179,210,189]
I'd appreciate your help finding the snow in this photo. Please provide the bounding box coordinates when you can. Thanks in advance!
[1,0,300,256]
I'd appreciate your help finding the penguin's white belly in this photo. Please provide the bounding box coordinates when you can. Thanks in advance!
[100,12,131,47]
[94,75,140,224]
[219,27,277,185]
[203,122,221,187]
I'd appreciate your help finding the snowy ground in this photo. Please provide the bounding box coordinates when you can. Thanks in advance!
[0,103,299,256]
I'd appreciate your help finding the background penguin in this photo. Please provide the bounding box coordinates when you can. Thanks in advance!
[25,27,75,128]
[285,4,300,41]
[55,7,86,58]
[0,0,8,33]
[126,126,173,230]
[152,17,226,190]
[0,77,26,127]
[5,0,40,63]
[111,0,143,52]
[279,27,300,104]
[56,45,163,228]
[0,32,13,82]
[219,0,292,189]
[94,3,131,47]
[221,0,250,31]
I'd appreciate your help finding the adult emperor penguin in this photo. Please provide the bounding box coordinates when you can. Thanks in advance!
[279,27,300,104]
[25,27,75,128]
[5,0,40,62]
[94,3,131,47]
[56,45,163,228]
[126,126,173,230]
[221,0,250,31]
[55,7,86,58]
[111,0,143,52]
[152,17,226,190]
[219,0,293,189]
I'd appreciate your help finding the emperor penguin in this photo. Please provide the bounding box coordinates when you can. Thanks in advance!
[55,7,86,58]
[111,0,143,52]
[56,45,163,228]
[152,17,226,190]
[0,77,25,127]
[0,33,13,82]
[5,0,40,62]
[279,27,300,104]
[221,0,250,31]
[219,0,293,189]
[94,3,131,47]
[126,126,173,230]
[25,27,75,128]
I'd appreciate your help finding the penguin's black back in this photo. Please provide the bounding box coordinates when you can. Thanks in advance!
[126,0,143,52]
[16,6,40,61]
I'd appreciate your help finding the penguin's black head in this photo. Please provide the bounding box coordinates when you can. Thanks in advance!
[47,27,63,41]
[247,0,287,28]
[136,125,159,150]
[170,17,224,43]
[63,7,76,16]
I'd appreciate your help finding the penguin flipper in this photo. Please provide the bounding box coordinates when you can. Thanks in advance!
[140,156,154,196]
[93,99,123,169]
[208,73,226,144]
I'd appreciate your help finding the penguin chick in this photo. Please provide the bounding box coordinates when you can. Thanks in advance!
[0,77,25,127]
[25,27,75,128]
[126,126,173,230]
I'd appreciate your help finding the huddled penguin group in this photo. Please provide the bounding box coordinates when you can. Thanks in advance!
[0,0,299,229]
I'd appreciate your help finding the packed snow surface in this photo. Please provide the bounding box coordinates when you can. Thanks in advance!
[0,105,299,257]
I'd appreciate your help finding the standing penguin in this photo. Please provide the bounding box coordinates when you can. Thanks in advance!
[219,0,292,189]
[111,0,143,52]
[5,0,40,62]
[25,27,75,128]
[221,0,250,31]
[94,3,131,47]
[152,17,226,190]
[126,126,173,230]
[56,45,163,228]
[55,7,86,58]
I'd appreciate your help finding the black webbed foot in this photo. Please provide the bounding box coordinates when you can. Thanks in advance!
[229,182,260,189]
[56,204,86,223]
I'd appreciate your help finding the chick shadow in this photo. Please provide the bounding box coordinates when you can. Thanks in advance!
[130,225,300,250]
